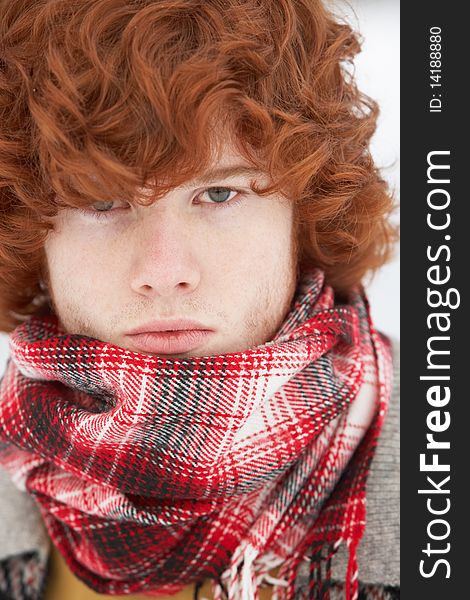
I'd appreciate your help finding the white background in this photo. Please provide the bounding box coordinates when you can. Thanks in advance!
[343,0,400,342]
[0,0,399,377]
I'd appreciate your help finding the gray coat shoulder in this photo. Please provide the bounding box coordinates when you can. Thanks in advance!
[331,335,400,587]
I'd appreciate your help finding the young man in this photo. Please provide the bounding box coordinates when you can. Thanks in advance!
[0,1,399,599]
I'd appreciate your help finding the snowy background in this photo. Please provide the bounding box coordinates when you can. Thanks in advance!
[341,0,400,342]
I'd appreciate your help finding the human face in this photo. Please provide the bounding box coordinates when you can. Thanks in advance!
[43,140,297,359]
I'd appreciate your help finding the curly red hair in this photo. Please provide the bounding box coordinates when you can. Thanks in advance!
[0,0,398,332]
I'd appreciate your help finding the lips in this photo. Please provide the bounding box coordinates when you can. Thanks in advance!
[124,319,213,355]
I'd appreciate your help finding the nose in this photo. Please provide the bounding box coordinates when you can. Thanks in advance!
[129,206,201,299]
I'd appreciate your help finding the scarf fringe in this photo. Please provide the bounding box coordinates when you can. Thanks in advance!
[203,536,362,600]
[345,539,359,600]
[207,544,290,600]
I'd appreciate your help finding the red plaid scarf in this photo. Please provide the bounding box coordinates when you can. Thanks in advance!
[0,268,392,600]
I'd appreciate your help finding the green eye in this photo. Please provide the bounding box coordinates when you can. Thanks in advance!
[205,188,234,203]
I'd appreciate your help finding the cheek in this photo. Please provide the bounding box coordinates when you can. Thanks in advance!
[209,206,295,307]
[234,207,294,275]
[215,202,293,260]
[45,230,113,298]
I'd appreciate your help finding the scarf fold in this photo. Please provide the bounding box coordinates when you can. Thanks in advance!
[0,267,392,600]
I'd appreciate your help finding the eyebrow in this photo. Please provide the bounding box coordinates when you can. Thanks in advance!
[182,165,268,187]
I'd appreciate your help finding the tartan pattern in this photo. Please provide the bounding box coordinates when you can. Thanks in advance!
[0,267,392,600]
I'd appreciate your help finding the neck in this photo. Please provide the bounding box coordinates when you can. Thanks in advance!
[44,542,212,600]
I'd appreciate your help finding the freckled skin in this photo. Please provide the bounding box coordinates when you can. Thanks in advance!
[44,138,298,358]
